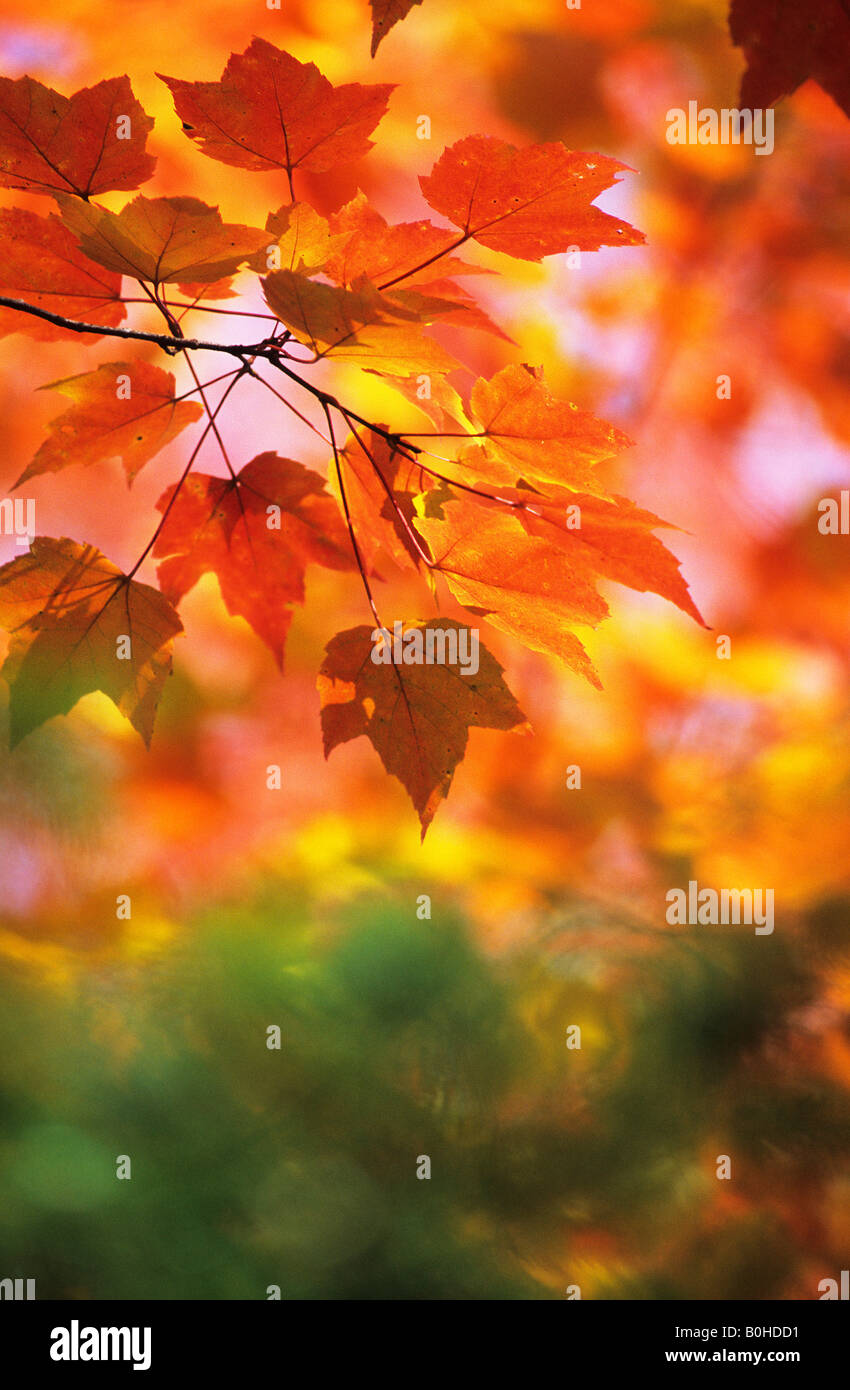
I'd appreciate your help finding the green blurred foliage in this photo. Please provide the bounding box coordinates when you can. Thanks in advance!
[0,887,847,1299]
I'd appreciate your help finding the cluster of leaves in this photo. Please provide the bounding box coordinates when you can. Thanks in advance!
[0,38,704,832]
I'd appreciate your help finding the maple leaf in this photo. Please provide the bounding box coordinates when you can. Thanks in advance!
[730,0,850,118]
[419,135,644,260]
[59,195,269,286]
[153,454,354,669]
[415,502,605,686]
[16,362,204,488]
[333,430,427,574]
[377,372,470,432]
[262,269,410,347]
[369,0,424,56]
[325,192,488,288]
[489,485,705,625]
[0,207,125,340]
[0,537,182,747]
[0,73,155,198]
[383,280,512,342]
[249,203,337,276]
[457,363,630,496]
[318,620,527,834]
[318,191,505,339]
[316,321,461,378]
[415,488,703,686]
[263,269,460,376]
[159,40,393,185]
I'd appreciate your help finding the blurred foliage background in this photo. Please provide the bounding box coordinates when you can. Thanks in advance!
[0,0,849,1298]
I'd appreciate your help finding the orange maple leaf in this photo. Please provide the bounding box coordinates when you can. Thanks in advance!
[325,192,488,289]
[16,362,204,488]
[59,195,269,286]
[251,203,337,277]
[0,208,125,340]
[153,454,354,669]
[457,363,631,497]
[159,39,393,187]
[420,135,645,260]
[332,430,427,575]
[416,488,704,686]
[0,73,155,198]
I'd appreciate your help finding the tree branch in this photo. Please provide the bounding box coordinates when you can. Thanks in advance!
[0,293,524,536]
[0,296,278,360]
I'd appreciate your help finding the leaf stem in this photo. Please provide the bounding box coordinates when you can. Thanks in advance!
[121,297,281,321]
[378,232,471,291]
[341,413,437,570]
[182,353,238,481]
[241,362,332,447]
[126,366,249,581]
[322,401,382,629]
